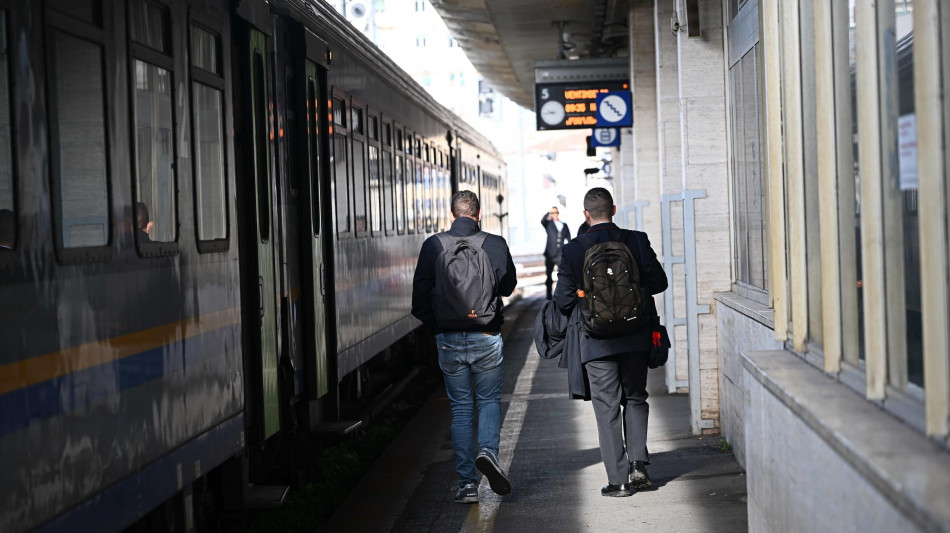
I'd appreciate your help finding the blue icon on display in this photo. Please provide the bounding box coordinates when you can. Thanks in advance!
[596,91,632,127]
[591,128,621,147]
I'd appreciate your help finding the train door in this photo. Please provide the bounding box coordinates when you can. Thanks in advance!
[302,34,332,413]
[233,2,280,444]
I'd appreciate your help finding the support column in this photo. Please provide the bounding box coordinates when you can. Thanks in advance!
[630,0,660,240]
[676,0,730,433]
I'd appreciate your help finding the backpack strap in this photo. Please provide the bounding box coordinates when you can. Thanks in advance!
[435,231,490,255]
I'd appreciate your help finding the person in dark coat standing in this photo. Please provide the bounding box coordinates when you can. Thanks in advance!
[541,206,571,300]
[554,187,668,498]
[412,190,517,504]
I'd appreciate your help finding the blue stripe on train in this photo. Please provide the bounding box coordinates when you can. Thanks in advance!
[0,325,239,438]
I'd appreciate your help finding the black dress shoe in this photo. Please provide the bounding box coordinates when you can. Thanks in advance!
[600,482,634,497]
[630,461,654,490]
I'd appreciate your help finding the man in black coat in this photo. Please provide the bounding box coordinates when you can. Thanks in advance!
[541,206,571,299]
[554,187,668,498]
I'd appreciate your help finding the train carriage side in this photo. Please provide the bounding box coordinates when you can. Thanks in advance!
[0,0,245,530]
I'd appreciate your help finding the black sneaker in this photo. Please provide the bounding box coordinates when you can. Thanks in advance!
[629,461,654,490]
[454,482,478,504]
[601,482,634,497]
[475,449,511,495]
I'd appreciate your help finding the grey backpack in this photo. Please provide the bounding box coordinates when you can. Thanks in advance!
[433,232,497,329]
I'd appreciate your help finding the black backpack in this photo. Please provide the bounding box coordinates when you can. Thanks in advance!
[433,232,497,329]
[580,230,649,337]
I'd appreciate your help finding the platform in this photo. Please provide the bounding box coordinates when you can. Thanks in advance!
[320,296,748,532]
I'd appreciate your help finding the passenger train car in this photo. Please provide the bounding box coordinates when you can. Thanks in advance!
[0,0,507,530]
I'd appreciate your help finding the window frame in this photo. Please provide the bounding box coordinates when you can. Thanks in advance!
[46,5,115,264]
[331,87,352,239]
[349,95,368,238]
[188,15,230,253]
[381,115,397,236]
[366,105,382,236]
[0,4,18,256]
[127,0,180,257]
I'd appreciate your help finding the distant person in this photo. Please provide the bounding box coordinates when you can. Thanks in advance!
[135,202,152,242]
[577,220,590,236]
[541,206,571,300]
[0,209,14,249]
[554,187,668,497]
[411,190,517,504]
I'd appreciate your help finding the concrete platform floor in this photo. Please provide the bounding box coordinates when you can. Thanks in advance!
[320,295,748,532]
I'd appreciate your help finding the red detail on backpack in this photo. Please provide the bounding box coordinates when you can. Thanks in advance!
[652,331,662,347]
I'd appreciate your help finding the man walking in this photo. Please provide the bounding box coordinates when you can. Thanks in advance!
[554,188,668,497]
[412,190,517,504]
[541,206,571,299]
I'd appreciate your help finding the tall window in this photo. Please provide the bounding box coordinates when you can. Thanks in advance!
[367,114,381,234]
[49,30,110,249]
[307,78,321,236]
[0,10,14,250]
[191,24,228,246]
[332,95,350,235]
[727,0,767,293]
[382,121,395,233]
[130,0,176,245]
[350,104,367,234]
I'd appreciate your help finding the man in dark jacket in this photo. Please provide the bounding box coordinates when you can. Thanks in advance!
[554,187,668,498]
[412,190,517,504]
[541,207,571,299]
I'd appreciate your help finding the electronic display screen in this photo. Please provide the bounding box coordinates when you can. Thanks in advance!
[534,80,629,131]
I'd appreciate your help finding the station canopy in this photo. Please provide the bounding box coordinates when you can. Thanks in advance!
[430,0,630,110]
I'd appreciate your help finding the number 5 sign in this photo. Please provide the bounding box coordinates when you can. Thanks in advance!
[595,91,632,127]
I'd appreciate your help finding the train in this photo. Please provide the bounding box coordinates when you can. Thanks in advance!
[0,0,508,530]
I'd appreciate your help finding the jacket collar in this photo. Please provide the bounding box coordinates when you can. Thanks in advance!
[449,216,480,235]
[586,222,617,233]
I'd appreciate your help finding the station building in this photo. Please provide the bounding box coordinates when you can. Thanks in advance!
[431,0,950,530]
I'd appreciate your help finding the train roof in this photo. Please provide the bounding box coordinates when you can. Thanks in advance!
[276,0,505,163]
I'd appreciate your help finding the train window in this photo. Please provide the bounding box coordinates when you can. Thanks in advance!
[383,123,391,147]
[382,131,395,234]
[49,30,110,249]
[0,10,14,251]
[332,97,346,127]
[307,79,320,236]
[192,83,227,242]
[351,106,363,135]
[395,128,403,151]
[131,60,177,244]
[129,0,170,54]
[190,24,227,248]
[367,116,381,234]
[368,115,378,141]
[351,106,367,235]
[191,26,220,75]
[48,0,102,27]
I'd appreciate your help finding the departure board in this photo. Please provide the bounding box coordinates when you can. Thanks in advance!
[535,80,630,131]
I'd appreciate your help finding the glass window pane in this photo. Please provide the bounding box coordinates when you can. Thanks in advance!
[253,51,269,241]
[383,150,394,232]
[352,139,366,233]
[333,97,346,127]
[50,31,109,248]
[414,158,423,231]
[847,0,866,362]
[368,144,381,233]
[333,135,349,234]
[308,80,320,236]
[191,26,221,75]
[0,11,15,250]
[893,5,922,387]
[133,60,176,243]
[129,0,169,53]
[193,82,227,241]
[397,154,409,232]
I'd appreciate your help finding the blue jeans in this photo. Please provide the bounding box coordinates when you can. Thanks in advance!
[436,331,504,486]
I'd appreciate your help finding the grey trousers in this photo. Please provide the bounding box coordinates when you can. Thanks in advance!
[585,352,650,485]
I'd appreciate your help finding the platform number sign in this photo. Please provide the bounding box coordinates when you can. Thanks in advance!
[535,80,629,131]
[595,91,632,127]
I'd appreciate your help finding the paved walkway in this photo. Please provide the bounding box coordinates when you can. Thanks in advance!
[321,294,748,532]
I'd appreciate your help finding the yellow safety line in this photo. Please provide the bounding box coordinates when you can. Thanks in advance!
[0,308,241,396]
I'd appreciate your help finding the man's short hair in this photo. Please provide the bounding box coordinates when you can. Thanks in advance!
[452,190,480,218]
[583,187,614,220]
